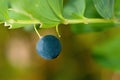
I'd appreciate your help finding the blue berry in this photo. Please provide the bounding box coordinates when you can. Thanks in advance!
[36,35,62,60]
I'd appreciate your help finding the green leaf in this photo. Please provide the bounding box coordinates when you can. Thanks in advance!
[70,23,114,34]
[63,0,86,19]
[8,10,32,20]
[0,0,9,22]
[92,34,120,70]
[47,0,64,19]
[84,0,101,18]
[92,0,114,19]
[115,0,120,18]
[10,0,64,28]
[6,9,34,29]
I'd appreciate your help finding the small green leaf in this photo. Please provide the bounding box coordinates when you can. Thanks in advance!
[10,0,64,28]
[0,0,9,21]
[63,0,86,19]
[92,0,114,19]
[92,34,120,70]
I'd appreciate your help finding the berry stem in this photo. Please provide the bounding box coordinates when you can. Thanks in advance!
[34,24,42,39]
[56,25,61,38]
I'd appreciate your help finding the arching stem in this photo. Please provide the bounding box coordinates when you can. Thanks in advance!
[34,24,42,39]
[56,25,61,38]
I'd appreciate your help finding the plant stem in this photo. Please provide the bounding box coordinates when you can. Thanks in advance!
[64,18,114,24]
[6,18,120,26]
[8,19,40,24]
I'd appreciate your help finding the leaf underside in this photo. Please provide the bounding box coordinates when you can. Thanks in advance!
[63,0,86,19]
[1,0,64,29]
[92,0,114,19]
[0,0,9,21]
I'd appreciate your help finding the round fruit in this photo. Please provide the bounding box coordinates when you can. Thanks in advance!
[36,35,62,60]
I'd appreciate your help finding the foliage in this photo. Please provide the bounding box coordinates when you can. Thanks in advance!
[0,0,115,29]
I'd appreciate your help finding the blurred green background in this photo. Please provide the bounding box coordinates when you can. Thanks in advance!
[0,23,120,80]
